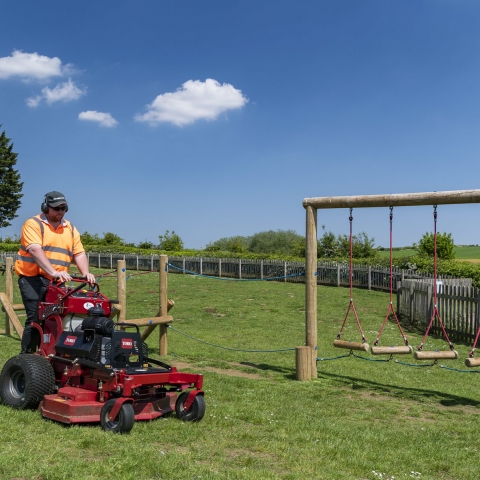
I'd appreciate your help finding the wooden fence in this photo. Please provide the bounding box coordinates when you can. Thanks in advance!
[397,279,479,342]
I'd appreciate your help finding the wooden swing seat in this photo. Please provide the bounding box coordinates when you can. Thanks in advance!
[414,350,458,360]
[333,339,369,352]
[464,357,480,368]
[371,345,412,355]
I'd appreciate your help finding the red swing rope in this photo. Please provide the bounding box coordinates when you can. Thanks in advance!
[373,207,409,346]
[336,208,367,344]
[417,205,455,352]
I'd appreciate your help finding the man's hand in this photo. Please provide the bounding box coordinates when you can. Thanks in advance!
[85,273,96,284]
[52,270,72,283]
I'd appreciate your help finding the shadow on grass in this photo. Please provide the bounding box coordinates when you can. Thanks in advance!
[317,369,480,407]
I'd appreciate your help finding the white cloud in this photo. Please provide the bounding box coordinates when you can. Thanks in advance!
[134,78,248,126]
[78,110,118,128]
[26,79,86,107]
[0,50,71,81]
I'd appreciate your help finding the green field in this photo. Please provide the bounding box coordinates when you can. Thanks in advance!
[1,269,480,479]
[378,245,480,261]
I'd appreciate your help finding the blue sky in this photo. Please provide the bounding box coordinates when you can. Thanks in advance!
[1,1,480,249]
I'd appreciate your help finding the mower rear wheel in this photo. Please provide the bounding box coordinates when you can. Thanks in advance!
[100,399,135,433]
[0,354,56,410]
[175,392,205,422]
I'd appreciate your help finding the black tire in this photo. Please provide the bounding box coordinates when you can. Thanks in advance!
[175,391,205,422]
[0,354,55,410]
[100,399,135,433]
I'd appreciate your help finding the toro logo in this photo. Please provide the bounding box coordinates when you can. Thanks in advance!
[121,339,133,349]
[64,336,77,345]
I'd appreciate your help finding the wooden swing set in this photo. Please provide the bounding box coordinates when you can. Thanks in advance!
[297,189,480,380]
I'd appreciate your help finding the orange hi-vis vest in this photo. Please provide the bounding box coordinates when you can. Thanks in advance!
[15,214,84,278]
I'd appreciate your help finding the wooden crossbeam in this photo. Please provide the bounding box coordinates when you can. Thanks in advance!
[0,292,24,337]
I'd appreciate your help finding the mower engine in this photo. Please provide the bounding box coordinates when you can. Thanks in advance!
[0,277,205,433]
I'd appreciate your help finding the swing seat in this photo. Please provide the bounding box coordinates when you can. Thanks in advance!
[333,339,369,352]
[414,350,458,360]
[464,357,480,368]
[371,345,412,355]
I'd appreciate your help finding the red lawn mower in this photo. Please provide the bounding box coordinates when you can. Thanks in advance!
[0,277,205,433]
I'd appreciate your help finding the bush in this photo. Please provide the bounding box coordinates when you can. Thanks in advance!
[418,232,455,260]
[158,230,184,251]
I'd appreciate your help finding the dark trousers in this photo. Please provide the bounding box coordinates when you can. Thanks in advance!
[18,275,51,352]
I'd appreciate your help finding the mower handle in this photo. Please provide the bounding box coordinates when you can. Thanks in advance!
[59,282,89,302]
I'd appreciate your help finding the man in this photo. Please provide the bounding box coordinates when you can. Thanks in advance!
[15,191,95,353]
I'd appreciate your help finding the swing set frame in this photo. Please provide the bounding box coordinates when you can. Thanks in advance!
[300,189,480,380]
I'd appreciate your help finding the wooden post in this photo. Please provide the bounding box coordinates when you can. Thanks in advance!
[260,260,263,280]
[239,259,242,279]
[5,257,13,335]
[219,258,222,277]
[200,258,203,276]
[159,255,168,356]
[117,260,126,323]
[296,346,313,381]
[368,266,372,290]
[284,262,287,283]
[304,205,318,379]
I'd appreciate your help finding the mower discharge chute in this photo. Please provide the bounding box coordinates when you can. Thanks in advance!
[0,277,205,433]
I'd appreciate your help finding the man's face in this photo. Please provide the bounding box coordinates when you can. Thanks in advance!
[46,204,67,223]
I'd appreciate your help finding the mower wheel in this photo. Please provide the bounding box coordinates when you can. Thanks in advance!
[175,392,205,422]
[0,354,55,409]
[100,399,135,433]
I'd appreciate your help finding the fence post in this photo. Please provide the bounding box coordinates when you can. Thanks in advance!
[409,283,415,325]
[136,255,139,271]
[5,257,13,335]
[260,260,263,280]
[284,262,287,283]
[337,264,341,287]
[98,253,100,268]
[159,255,168,356]
[368,266,372,290]
[151,255,153,271]
[200,258,203,276]
[239,259,242,279]
[219,258,222,277]
[117,260,126,324]
[396,281,401,319]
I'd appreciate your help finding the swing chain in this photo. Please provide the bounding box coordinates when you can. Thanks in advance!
[349,207,353,222]
[389,205,393,221]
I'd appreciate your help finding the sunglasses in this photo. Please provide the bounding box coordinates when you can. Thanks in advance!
[50,205,67,212]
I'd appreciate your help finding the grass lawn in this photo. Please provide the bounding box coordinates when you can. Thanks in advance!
[0,268,480,479]
[378,245,480,262]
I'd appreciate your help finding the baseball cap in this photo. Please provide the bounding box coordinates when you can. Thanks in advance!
[45,191,68,207]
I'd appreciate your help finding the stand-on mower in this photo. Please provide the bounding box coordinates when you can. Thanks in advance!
[0,277,205,433]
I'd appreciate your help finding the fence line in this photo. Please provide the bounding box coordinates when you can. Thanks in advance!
[397,280,480,342]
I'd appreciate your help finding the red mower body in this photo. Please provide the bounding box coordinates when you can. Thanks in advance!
[0,278,205,433]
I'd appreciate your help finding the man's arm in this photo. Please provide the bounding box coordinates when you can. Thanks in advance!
[74,253,96,283]
[27,244,72,282]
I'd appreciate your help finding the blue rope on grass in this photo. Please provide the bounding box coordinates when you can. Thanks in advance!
[167,263,305,282]
[167,325,296,353]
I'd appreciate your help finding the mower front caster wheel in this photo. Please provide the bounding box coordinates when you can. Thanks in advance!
[100,399,135,433]
[175,392,205,422]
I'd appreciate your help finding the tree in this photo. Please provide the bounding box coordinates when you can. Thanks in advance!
[418,232,455,260]
[0,126,23,228]
[158,230,184,251]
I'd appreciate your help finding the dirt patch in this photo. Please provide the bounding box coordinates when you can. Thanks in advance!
[174,361,265,380]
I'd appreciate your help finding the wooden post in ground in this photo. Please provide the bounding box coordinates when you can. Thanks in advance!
[117,260,126,323]
[5,257,13,335]
[304,205,318,379]
[296,346,313,381]
[159,255,168,356]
